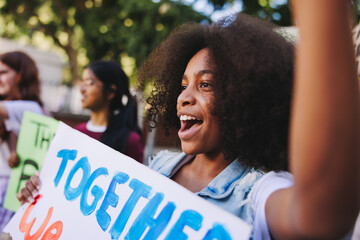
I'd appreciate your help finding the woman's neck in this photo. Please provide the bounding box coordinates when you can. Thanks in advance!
[172,151,230,193]
[191,152,229,179]
[90,108,109,126]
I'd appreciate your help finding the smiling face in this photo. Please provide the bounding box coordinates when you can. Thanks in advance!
[0,61,19,99]
[177,48,222,156]
[80,68,109,112]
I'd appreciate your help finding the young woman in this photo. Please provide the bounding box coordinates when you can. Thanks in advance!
[0,51,46,232]
[18,0,359,238]
[76,60,144,163]
[140,0,359,238]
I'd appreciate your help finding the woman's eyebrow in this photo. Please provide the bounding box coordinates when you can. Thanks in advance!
[182,69,214,80]
[196,70,214,77]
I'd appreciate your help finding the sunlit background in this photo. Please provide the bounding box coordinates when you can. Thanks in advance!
[0,0,358,155]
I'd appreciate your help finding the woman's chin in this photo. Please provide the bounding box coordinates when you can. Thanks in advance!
[81,102,88,109]
[181,143,199,156]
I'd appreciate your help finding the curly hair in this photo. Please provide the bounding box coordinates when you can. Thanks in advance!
[0,51,42,106]
[139,14,294,171]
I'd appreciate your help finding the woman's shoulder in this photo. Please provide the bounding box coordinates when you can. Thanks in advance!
[75,122,88,131]
[3,100,44,134]
[127,131,142,144]
[250,170,293,205]
[249,171,293,239]
[4,100,42,113]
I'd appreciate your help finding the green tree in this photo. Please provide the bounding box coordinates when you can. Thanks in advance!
[205,0,360,26]
[203,0,292,26]
[0,0,208,83]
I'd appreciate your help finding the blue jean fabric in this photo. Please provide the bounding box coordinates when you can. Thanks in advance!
[148,150,265,227]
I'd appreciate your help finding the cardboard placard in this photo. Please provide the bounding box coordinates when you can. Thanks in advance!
[4,112,59,212]
[4,122,251,239]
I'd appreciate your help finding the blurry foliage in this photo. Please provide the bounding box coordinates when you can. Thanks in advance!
[206,0,292,26]
[0,0,208,84]
[2,0,360,85]
[206,0,360,27]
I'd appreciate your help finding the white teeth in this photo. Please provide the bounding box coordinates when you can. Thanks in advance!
[180,115,199,121]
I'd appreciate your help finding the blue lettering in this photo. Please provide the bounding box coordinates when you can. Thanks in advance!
[203,223,232,240]
[54,149,77,187]
[64,157,90,201]
[110,179,152,240]
[125,193,176,240]
[80,167,108,216]
[165,210,203,240]
[96,172,129,231]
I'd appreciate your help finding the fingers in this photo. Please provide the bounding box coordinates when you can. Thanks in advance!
[30,172,41,189]
[16,172,41,205]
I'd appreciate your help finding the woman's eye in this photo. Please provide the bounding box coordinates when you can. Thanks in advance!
[200,82,212,88]
[81,79,95,86]
[181,85,187,91]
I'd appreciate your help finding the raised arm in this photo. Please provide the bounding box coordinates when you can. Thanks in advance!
[266,0,360,238]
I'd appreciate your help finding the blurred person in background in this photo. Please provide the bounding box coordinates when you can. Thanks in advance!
[0,51,47,232]
[76,60,144,163]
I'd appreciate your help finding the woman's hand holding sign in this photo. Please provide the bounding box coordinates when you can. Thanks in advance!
[16,171,41,205]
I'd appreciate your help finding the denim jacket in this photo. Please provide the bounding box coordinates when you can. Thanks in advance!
[148,150,265,228]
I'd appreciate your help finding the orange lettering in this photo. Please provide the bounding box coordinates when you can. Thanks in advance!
[41,221,63,240]
[19,195,62,240]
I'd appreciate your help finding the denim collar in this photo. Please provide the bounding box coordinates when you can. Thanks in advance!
[158,153,254,200]
[196,158,252,199]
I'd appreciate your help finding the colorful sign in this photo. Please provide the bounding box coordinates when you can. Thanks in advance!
[4,122,252,239]
[4,111,59,212]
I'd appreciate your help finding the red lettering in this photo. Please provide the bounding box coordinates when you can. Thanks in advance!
[19,195,63,240]
[41,221,63,240]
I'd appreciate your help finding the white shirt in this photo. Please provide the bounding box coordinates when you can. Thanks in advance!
[251,171,294,239]
[4,100,43,134]
[0,100,43,176]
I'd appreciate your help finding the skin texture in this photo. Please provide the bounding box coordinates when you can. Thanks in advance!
[173,49,228,193]
[266,0,360,238]
[0,61,19,120]
[177,49,221,156]
[80,68,113,126]
[16,172,41,205]
[0,51,42,105]
[0,61,19,100]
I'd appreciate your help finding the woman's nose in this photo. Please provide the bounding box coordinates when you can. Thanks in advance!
[79,82,86,93]
[177,87,195,107]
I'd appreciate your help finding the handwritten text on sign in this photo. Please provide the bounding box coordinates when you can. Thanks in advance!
[4,112,59,212]
[4,122,251,239]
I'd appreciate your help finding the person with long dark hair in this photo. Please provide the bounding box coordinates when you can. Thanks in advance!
[76,60,144,163]
[0,51,46,232]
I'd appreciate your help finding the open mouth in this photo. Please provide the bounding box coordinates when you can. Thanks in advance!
[179,115,203,132]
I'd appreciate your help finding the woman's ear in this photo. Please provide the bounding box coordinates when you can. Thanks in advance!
[16,73,21,83]
[107,84,117,100]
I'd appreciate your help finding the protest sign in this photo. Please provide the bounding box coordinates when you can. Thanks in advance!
[4,111,59,212]
[4,122,252,239]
